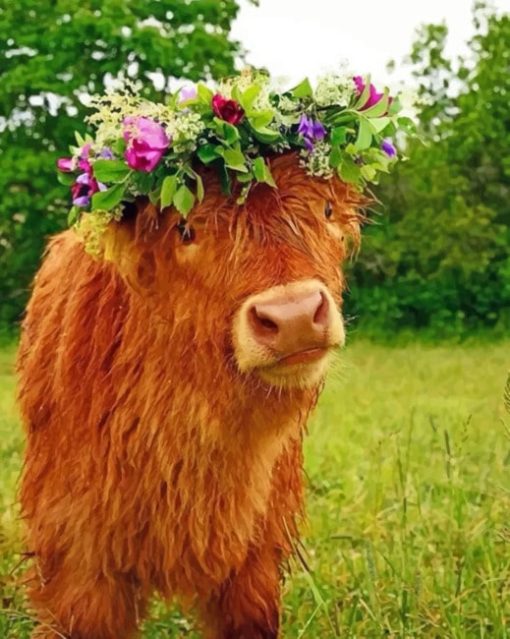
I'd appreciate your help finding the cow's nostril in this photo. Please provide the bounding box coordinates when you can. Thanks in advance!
[313,292,329,327]
[250,306,279,334]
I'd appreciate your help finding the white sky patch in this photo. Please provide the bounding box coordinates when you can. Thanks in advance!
[232,0,510,86]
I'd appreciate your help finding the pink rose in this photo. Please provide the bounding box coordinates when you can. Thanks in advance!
[123,116,170,172]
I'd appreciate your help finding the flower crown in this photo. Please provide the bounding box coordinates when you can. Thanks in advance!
[57,69,415,231]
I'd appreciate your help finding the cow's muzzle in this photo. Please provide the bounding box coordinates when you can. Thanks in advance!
[233,279,344,388]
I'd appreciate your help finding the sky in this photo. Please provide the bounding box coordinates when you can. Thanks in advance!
[231,0,510,86]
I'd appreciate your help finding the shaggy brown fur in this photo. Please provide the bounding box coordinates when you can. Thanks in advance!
[17,154,361,638]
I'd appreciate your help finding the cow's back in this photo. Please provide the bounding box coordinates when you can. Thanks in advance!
[17,231,127,433]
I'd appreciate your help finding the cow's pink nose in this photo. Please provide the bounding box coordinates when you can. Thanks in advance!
[248,289,330,358]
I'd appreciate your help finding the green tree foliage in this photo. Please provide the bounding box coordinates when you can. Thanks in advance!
[0,0,244,331]
[348,4,510,337]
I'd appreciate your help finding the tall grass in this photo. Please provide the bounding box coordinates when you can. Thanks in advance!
[1,341,509,637]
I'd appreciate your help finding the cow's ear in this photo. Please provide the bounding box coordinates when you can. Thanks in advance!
[102,199,160,296]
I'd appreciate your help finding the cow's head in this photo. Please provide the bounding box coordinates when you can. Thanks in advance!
[102,154,362,391]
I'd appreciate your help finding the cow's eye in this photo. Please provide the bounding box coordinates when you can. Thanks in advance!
[324,202,333,220]
[176,220,195,244]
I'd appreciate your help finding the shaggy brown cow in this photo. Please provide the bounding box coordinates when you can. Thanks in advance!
[17,154,361,639]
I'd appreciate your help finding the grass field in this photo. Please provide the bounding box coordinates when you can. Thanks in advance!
[1,340,509,638]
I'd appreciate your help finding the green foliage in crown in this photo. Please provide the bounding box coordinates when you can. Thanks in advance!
[57,69,417,229]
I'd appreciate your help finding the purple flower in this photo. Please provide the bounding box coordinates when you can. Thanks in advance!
[178,85,197,103]
[99,147,114,159]
[381,138,397,157]
[123,116,170,172]
[71,171,105,208]
[353,76,384,110]
[297,114,326,151]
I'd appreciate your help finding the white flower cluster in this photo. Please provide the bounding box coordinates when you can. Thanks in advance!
[75,205,123,257]
[299,141,334,179]
[170,112,206,153]
[87,83,179,153]
[314,69,354,108]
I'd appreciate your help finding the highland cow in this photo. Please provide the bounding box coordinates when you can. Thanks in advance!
[17,154,361,639]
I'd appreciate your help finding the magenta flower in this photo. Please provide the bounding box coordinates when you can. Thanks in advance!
[79,143,92,159]
[71,171,105,207]
[57,157,74,172]
[123,116,170,172]
[297,114,326,151]
[381,138,397,157]
[211,94,245,125]
[353,76,384,110]
[178,85,197,103]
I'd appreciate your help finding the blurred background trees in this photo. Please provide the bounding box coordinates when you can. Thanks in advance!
[347,4,510,337]
[0,0,243,330]
[0,1,508,338]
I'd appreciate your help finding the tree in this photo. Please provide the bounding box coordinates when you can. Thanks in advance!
[0,0,245,331]
[348,3,510,337]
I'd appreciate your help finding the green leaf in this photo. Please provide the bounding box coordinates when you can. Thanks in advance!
[236,171,253,184]
[91,183,126,211]
[160,175,178,209]
[134,171,154,194]
[338,157,362,185]
[329,146,343,168]
[197,83,214,105]
[75,131,86,147]
[223,148,248,172]
[331,127,347,146]
[253,157,276,187]
[67,206,80,225]
[369,116,392,134]
[197,143,220,164]
[388,96,402,116]
[360,164,377,181]
[195,173,204,202]
[57,172,75,186]
[291,77,313,99]
[112,138,127,156]
[240,84,262,111]
[218,162,231,196]
[252,126,281,144]
[362,89,390,118]
[92,159,130,183]
[173,184,195,216]
[249,110,274,129]
[149,187,161,205]
[355,118,373,151]
[222,121,241,145]
[353,75,371,110]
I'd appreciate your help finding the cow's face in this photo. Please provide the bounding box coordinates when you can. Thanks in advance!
[105,155,361,390]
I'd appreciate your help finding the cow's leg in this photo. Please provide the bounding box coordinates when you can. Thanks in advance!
[27,560,146,639]
[201,546,282,639]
